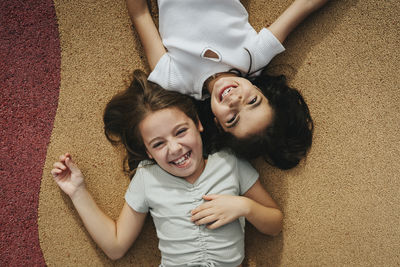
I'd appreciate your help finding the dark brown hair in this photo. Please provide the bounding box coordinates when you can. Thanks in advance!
[103,69,199,174]
[199,70,314,170]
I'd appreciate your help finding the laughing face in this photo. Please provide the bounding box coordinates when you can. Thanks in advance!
[139,107,205,183]
[208,74,274,138]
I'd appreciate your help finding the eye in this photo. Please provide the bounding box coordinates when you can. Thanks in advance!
[176,128,187,136]
[227,114,236,124]
[152,141,164,149]
[248,96,257,105]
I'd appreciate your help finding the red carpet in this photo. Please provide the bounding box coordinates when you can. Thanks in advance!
[0,0,60,265]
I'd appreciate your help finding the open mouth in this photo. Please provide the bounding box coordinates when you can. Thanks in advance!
[170,151,191,167]
[219,85,235,101]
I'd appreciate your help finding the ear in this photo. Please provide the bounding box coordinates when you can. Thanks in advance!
[145,149,153,159]
[197,119,204,132]
[213,117,219,126]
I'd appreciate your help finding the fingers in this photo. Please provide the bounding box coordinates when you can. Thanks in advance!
[65,156,80,173]
[202,194,219,201]
[52,153,72,178]
[51,161,67,177]
[206,220,224,230]
[191,208,212,222]
[192,212,226,229]
[50,168,63,177]
[192,195,220,215]
[59,152,72,162]
[53,161,67,170]
[191,201,211,215]
[192,213,217,226]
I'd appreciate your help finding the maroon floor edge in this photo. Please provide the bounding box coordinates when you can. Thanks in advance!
[0,0,61,266]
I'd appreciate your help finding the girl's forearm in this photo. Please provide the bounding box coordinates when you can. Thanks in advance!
[242,197,283,236]
[126,0,166,70]
[268,0,328,43]
[70,187,126,259]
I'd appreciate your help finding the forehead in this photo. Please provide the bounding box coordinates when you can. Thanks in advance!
[228,100,273,138]
[140,108,190,133]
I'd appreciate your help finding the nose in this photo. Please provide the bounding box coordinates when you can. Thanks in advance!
[168,140,182,155]
[228,94,243,108]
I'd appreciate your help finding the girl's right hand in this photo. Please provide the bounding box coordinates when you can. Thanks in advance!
[51,153,85,198]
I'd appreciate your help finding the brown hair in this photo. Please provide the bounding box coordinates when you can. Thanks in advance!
[216,72,314,169]
[103,69,199,175]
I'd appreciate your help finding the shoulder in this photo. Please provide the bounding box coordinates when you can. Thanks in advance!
[208,149,235,161]
[128,161,166,194]
[212,150,258,175]
[207,149,242,169]
[133,160,162,180]
[138,159,156,168]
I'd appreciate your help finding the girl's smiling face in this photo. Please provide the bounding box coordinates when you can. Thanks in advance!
[139,107,205,183]
[208,74,274,138]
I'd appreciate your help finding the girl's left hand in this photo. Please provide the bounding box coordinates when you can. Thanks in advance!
[191,195,248,229]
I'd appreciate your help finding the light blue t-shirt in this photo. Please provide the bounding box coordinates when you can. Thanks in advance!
[125,151,259,266]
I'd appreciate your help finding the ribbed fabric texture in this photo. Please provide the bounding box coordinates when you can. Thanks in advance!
[125,151,259,265]
[148,0,285,100]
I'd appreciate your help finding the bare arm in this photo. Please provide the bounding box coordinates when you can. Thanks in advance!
[241,180,283,236]
[51,154,147,260]
[191,180,283,236]
[126,0,166,70]
[268,0,329,43]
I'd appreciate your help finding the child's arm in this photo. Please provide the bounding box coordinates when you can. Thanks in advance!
[51,153,147,260]
[126,0,166,70]
[268,0,328,43]
[191,180,283,236]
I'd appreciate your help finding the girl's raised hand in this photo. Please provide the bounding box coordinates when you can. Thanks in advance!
[190,195,247,229]
[51,153,85,198]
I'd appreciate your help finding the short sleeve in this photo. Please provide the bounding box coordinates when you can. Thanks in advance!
[124,168,149,213]
[148,53,192,97]
[248,28,285,72]
[148,53,172,90]
[235,157,259,195]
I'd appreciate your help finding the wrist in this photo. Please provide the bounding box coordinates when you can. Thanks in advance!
[240,196,253,218]
[70,184,88,202]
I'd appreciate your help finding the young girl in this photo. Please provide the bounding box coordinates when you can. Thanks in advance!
[51,70,283,266]
[126,0,328,169]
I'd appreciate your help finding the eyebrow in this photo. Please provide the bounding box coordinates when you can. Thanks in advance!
[226,97,263,129]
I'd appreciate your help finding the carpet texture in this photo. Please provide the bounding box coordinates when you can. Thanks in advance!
[1,0,399,266]
[0,0,60,266]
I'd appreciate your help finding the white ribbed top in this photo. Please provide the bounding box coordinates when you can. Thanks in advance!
[148,0,285,100]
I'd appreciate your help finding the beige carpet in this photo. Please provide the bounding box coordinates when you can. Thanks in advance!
[38,0,400,266]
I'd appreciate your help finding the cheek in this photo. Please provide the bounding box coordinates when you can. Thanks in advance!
[188,134,203,151]
[211,102,227,119]
[149,150,165,164]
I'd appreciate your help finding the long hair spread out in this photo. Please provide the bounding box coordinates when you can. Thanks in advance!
[212,69,314,170]
[103,69,199,175]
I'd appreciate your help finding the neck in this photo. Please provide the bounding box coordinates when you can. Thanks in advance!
[184,158,207,184]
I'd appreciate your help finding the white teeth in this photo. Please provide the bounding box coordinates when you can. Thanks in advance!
[221,87,233,100]
[172,152,190,165]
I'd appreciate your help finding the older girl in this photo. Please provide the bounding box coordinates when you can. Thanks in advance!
[51,70,282,266]
[126,0,328,169]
